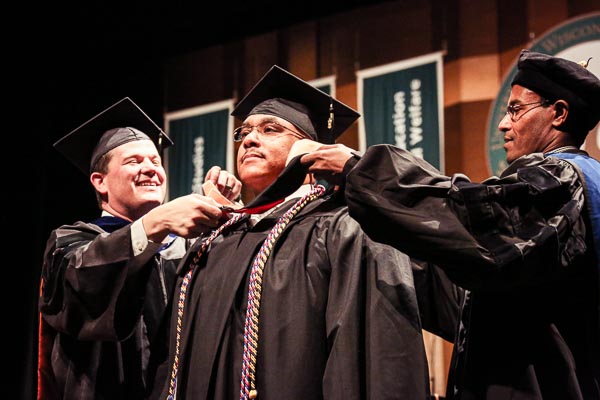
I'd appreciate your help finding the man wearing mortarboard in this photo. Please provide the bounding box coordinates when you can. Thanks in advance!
[38,97,240,400]
[303,49,600,399]
[160,65,462,400]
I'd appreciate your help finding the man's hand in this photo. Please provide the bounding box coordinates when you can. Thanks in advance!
[204,166,242,201]
[300,143,358,186]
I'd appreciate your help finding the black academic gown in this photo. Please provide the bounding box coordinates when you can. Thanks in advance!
[344,144,600,400]
[38,218,186,400]
[163,190,461,400]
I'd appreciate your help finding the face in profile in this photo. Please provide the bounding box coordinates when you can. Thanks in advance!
[499,85,556,164]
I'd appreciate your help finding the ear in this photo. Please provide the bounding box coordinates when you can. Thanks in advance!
[90,172,108,194]
[551,100,569,128]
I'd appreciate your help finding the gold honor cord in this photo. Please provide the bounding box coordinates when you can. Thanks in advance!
[166,183,327,400]
[240,184,326,400]
[167,213,246,400]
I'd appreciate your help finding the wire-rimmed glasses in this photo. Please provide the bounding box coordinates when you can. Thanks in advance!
[233,120,306,142]
[505,100,550,122]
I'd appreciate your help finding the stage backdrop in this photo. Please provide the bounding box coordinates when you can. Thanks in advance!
[164,99,235,200]
[357,51,445,171]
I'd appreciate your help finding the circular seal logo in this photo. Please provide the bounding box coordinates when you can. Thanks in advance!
[486,12,600,176]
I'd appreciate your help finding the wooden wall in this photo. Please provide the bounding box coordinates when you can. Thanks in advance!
[165,0,598,181]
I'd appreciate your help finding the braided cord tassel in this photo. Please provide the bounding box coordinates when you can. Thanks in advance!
[167,213,245,400]
[240,184,326,400]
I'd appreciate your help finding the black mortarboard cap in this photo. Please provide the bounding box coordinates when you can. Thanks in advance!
[231,65,360,144]
[511,49,600,134]
[53,97,173,175]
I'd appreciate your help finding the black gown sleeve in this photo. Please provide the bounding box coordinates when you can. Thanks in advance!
[40,222,159,340]
[344,144,588,292]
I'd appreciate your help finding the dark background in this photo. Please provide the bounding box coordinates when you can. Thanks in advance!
[14,2,390,398]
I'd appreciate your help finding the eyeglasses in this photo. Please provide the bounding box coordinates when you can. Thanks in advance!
[233,120,307,142]
[505,100,549,122]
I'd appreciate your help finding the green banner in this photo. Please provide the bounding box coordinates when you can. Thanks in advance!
[357,52,444,170]
[164,100,234,200]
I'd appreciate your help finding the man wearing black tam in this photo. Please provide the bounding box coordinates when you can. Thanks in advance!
[303,50,600,399]
[38,97,241,400]
[160,65,462,400]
